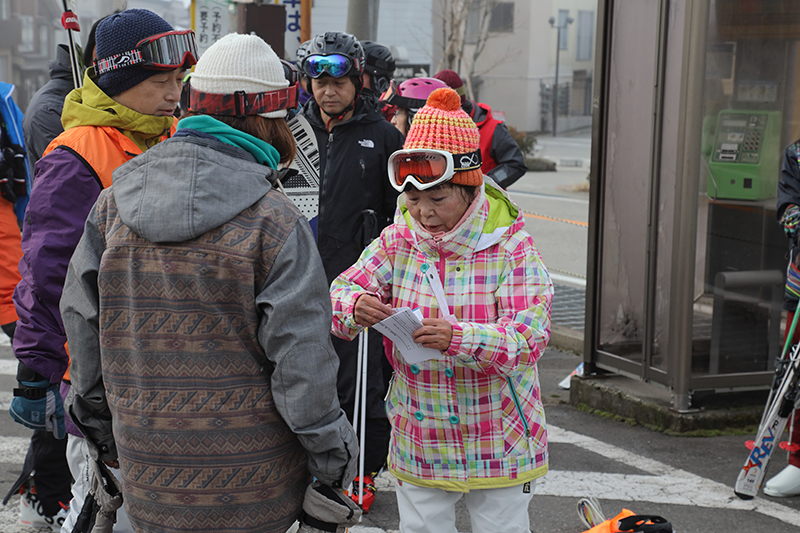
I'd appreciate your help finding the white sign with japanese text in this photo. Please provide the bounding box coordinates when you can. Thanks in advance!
[277,0,302,60]
[193,0,230,58]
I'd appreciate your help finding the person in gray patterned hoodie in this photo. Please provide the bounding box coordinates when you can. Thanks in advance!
[61,33,359,533]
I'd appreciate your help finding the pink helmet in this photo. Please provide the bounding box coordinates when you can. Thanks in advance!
[385,77,450,110]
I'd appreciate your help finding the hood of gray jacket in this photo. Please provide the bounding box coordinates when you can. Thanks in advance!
[112,134,277,243]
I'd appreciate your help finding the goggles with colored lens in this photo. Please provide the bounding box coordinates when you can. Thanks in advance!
[94,30,198,76]
[388,148,482,192]
[302,54,360,79]
[281,59,299,85]
[381,79,424,110]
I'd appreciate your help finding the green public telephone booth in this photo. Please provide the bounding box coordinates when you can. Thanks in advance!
[704,110,782,201]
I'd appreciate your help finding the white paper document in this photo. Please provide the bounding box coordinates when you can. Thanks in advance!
[372,308,442,364]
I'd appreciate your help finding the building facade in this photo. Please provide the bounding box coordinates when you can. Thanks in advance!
[0,0,189,110]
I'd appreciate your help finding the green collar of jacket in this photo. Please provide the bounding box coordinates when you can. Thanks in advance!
[61,70,174,152]
[176,115,280,169]
[400,180,518,235]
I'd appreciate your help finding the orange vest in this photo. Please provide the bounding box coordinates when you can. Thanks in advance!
[43,124,175,188]
[45,122,176,380]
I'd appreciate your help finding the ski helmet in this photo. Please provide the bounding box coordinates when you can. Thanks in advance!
[301,31,365,80]
[296,39,311,63]
[362,40,395,93]
[385,77,450,111]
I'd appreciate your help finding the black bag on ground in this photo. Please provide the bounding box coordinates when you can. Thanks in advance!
[618,515,674,533]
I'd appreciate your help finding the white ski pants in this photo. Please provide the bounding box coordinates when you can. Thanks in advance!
[395,478,534,533]
[61,435,134,533]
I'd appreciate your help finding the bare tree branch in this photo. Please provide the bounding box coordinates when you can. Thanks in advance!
[434,0,518,100]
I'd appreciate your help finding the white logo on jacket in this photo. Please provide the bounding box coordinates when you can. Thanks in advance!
[358,139,375,148]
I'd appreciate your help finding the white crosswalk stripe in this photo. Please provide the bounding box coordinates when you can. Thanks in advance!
[0,391,13,412]
[0,434,29,465]
[0,358,16,376]
[545,425,800,527]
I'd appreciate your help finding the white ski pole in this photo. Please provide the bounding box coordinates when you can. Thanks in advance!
[352,329,363,457]
[357,328,368,514]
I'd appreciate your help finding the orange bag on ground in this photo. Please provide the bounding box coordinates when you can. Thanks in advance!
[583,510,674,533]
[582,509,636,533]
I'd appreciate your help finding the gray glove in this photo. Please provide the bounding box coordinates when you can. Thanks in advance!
[71,460,123,533]
[298,481,362,533]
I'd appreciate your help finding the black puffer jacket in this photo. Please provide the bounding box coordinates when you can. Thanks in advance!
[23,45,75,166]
[300,97,405,285]
[300,96,404,425]
[466,100,528,188]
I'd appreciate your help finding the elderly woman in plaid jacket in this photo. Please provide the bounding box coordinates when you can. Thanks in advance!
[330,88,553,533]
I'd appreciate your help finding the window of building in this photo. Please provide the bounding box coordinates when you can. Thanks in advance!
[0,0,8,21]
[39,24,48,56]
[466,2,483,44]
[18,16,34,53]
[558,9,569,50]
[489,2,514,33]
[576,10,593,61]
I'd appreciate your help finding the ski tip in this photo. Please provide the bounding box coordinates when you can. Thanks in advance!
[734,491,755,500]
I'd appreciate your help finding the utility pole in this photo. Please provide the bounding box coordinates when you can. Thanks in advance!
[301,0,311,42]
[549,14,573,137]
[346,0,380,41]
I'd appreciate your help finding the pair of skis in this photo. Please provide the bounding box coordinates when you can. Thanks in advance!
[734,310,800,499]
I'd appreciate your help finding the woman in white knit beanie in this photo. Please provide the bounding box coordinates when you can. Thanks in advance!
[62,32,360,533]
[183,32,298,166]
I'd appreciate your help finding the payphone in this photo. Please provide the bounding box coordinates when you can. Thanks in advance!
[704,110,781,201]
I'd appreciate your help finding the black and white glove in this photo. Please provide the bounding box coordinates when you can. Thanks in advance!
[298,481,362,533]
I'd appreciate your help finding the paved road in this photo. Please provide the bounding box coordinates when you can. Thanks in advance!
[510,168,590,285]
[2,337,799,533]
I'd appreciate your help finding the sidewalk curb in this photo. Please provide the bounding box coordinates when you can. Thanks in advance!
[549,324,584,355]
[569,375,763,433]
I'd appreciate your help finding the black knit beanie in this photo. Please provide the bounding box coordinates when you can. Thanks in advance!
[95,9,174,96]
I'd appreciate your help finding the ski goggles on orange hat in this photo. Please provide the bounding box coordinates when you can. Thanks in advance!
[302,53,362,79]
[388,148,482,192]
[94,30,198,76]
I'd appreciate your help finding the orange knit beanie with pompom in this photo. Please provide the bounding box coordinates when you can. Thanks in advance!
[403,87,483,186]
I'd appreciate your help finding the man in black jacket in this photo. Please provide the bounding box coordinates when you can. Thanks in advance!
[22,45,75,166]
[300,31,404,512]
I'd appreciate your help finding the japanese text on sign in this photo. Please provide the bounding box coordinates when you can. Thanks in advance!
[194,0,230,58]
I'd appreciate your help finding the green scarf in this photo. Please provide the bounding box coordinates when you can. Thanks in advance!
[176,115,280,169]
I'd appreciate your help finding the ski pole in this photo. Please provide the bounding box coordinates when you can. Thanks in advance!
[761,307,800,428]
[357,328,368,516]
[61,0,82,89]
[353,329,363,450]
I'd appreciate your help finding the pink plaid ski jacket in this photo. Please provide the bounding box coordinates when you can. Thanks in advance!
[331,179,553,491]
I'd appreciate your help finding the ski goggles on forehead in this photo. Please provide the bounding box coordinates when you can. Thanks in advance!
[94,30,198,76]
[381,79,423,110]
[302,54,359,79]
[188,84,299,118]
[388,148,482,192]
